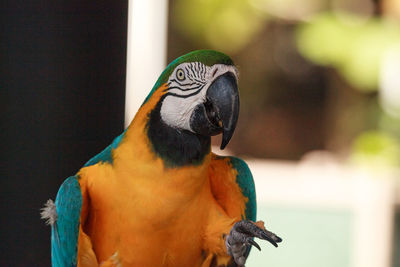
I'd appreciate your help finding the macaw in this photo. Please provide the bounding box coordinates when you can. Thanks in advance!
[41,50,282,267]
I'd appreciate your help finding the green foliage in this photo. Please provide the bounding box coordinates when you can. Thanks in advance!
[250,0,325,20]
[173,0,266,53]
[379,112,400,138]
[296,12,400,91]
[351,130,400,167]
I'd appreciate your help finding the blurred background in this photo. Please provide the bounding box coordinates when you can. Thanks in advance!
[166,1,400,266]
[2,0,400,266]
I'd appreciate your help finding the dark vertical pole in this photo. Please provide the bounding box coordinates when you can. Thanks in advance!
[1,1,128,265]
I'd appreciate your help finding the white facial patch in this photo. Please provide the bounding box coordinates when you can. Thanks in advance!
[160,63,238,132]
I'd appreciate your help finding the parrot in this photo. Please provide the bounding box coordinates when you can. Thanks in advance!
[41,50,282,267]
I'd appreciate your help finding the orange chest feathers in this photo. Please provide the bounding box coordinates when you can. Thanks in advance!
[75,85,247,266]
[77,153,246,267]
[78,155,210,266]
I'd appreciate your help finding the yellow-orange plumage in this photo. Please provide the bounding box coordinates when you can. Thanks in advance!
[75,85,248,266]
[44,50,283,267]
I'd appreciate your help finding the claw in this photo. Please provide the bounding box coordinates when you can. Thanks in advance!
[247,238,261,251]
[260,230,282,248]
[226,220,282,266]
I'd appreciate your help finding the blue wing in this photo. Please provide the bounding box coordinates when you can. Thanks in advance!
[228,157,256,222]
[51,175,82,267]
[83,130,126,167]
[49,131,125,266]
[228,156,257,260]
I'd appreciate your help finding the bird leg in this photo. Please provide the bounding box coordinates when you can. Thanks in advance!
[225,220,282,266]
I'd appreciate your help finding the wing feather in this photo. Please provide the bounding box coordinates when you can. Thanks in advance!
[227,157,256,222]
[51,175,82,267]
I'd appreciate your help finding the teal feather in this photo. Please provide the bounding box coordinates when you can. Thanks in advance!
[84,130,126,167]
[228,156,257,258]
[50,130,125,266]
[228,156,256,222]
[51,176,82,267]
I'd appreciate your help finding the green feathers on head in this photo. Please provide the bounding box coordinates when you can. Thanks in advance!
[142,50,234,105]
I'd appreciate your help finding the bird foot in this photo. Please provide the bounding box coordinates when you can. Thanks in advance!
[225,220,282,266]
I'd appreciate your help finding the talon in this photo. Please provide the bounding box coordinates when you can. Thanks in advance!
[260,230,282,248]
[226,219,283,265]
[247,238,261,251]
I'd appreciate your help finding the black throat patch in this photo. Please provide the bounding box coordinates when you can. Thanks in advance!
[146,97,211,168]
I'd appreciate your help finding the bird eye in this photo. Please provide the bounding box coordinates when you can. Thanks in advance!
[176,69,185,81]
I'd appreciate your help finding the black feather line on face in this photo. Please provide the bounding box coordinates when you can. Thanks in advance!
[189,64,196,78]
[164,86,204,98]
[168,84,203,92]
[169,79,198,87]
[194,63,199,79]
[201,63,206,79]
[146,95,211,168]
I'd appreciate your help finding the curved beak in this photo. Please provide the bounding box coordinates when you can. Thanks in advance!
[190,72,239,150]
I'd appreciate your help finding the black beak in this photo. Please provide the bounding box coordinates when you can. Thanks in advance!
[190,72,239,150]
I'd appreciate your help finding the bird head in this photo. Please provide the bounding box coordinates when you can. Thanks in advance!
[145,50,239,150]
